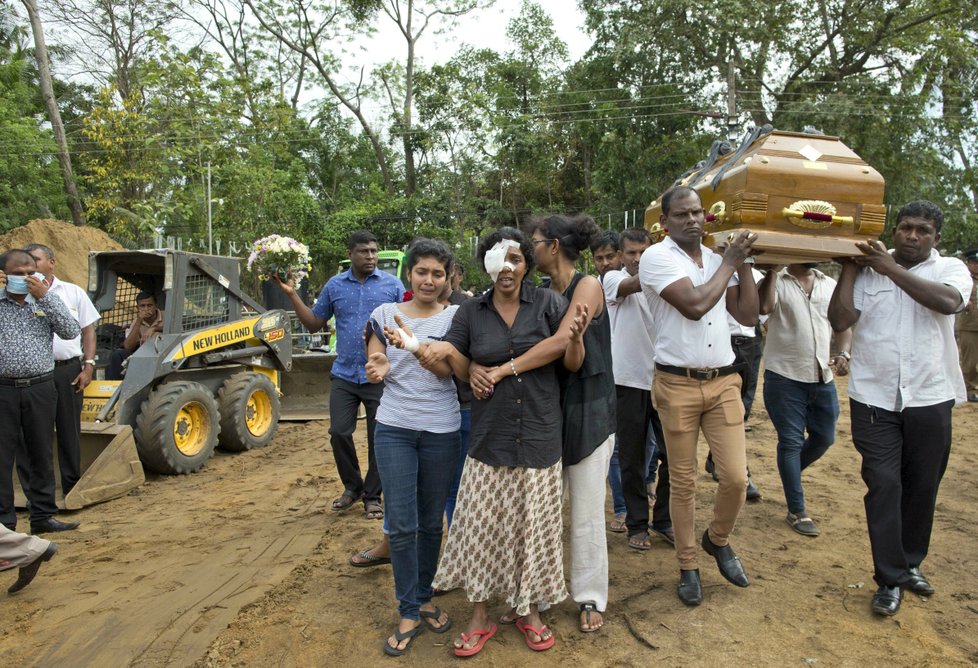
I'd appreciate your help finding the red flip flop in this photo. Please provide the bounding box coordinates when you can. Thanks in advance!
[453,623,497,657]
[515,617,555,651]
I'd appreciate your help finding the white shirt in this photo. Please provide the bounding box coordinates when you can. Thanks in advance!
[640,236,738,369]
[598,272,620,336]
[764,268,837,384]
[727,268,764,336]
[603,268,656,390]
[849,249,970,410]
[48,276,99,360]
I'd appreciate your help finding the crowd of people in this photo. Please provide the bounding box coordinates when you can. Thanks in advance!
[0,190,974,653]
[296,191,975,657]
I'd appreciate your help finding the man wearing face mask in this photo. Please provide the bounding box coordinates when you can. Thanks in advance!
[758,263,852,538]
[0,249,81,534]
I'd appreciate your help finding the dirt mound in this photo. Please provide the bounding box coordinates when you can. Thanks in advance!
[0,219,123,287]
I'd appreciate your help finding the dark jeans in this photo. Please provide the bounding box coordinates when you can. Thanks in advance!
[0,380,59,529]
[763,371,838,514]
[328,377,383,503]
[444,406,471,528]
[17,360,84,496]
[850,398,953,587]
[616,385,672,537]
[608,438,626,515]
[375,423,460,620]
[731,334,763,420]
[106,348,132,380]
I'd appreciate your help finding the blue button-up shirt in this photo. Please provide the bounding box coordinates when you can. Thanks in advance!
[312,268,403,384]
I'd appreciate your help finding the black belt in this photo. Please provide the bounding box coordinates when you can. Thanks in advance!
[54,357,81,368]
[0,372,55,387]
[730,335,754,346]
[656,363,741,381]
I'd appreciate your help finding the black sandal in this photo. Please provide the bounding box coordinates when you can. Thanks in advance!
[331,490,362,512]
[419,606,452,633]
[383,624,423,656]
[364,500,384,520]
[579,603,602,633]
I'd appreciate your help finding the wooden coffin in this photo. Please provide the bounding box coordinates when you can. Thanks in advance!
[644,130,886,264]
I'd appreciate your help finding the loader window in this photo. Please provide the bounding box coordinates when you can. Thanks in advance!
[182,273,229,331]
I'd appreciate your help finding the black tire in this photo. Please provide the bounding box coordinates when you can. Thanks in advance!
[135,381,221,474]
[217,372,280,452]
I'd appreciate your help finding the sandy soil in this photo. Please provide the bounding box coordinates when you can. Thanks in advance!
[1,377,976,667]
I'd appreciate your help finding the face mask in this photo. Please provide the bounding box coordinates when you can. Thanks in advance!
[4,272,44,295]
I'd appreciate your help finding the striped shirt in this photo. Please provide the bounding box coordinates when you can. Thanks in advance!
[370,303,460,433]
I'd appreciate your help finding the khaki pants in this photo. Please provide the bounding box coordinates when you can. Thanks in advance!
[959,330,978,391]
[653,372,747,569]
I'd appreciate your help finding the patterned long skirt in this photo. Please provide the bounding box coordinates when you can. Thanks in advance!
[432,455,567,616]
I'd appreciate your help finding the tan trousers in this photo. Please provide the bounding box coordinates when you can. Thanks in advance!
[0,524,50,569]
[959,330,978,391]
[653,372,747,569]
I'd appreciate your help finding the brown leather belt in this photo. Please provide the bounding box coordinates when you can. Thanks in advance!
[655,363,741,381]
[0,372,55,387]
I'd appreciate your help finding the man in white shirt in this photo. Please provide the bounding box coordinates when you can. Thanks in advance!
[23,244,99,497]
[829,200,970,617]
[640,186,758,606]
[759,264,851,537]
[603,228,673,551]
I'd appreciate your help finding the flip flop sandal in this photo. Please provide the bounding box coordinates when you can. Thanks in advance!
[382,624,423,657]
[498,610,520,625]
[349,549,391,568]
[331,490,362,512]
[608,513,627,533]
[579,603,602,633]
[627,532,653,551]
[453,623,497,657]
[364,501,384,520]
[419,606,452,633]
[515,617,555,651]
[650,526,676,546]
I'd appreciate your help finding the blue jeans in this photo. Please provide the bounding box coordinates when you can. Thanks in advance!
[644,419,659,486]
[444,407,471,528]
[375,423,460,620]
[763,370,839,514]
[608,437,626,515]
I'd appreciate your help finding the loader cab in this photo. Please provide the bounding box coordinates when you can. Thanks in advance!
[88,250,247,372]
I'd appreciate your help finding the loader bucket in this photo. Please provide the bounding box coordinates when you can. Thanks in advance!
[65,423,145,510]
[279,352,334,421]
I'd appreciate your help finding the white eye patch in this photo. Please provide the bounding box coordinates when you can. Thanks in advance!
[484,240,521,282]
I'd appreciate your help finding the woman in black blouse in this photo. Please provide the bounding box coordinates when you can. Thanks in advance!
[420,227,585,657]
[528,214,616,633]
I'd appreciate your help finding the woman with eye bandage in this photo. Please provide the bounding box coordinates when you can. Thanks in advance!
[416,227,589,657]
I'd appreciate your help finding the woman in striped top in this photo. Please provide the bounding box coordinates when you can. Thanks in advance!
[364,239,461,657]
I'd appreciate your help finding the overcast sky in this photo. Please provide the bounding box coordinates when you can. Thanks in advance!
[358,1,590,71]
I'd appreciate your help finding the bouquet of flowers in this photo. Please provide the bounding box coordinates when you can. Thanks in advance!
[247,234,311,283]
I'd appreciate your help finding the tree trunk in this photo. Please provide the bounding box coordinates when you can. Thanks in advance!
[22,0,85,226]
[402,1,416,197]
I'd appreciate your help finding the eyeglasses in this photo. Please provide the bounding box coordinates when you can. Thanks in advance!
[531,238,556,246]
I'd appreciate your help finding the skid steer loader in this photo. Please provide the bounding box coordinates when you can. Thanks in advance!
[66,249,294,509]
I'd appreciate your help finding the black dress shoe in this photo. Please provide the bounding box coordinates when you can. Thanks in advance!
[745,477,762,501]
[871,585,901,616]
[8,542,57,594]
[678,569,703,606]
[705,454,718,481]
[701,530,750,587]
[906,567,935,595]
[30,518,80,534]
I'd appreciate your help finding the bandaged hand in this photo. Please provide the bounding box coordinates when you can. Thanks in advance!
[365,352,390,383]
[383,314,421,354]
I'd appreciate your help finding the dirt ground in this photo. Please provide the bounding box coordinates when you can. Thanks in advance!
[1,376,976,667]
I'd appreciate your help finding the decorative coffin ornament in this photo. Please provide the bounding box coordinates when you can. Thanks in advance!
[644,129,887,264]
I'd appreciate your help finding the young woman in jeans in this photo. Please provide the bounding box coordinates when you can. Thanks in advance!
[364,238,461,657]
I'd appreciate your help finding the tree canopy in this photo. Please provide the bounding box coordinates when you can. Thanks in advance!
[1,0,975,281]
